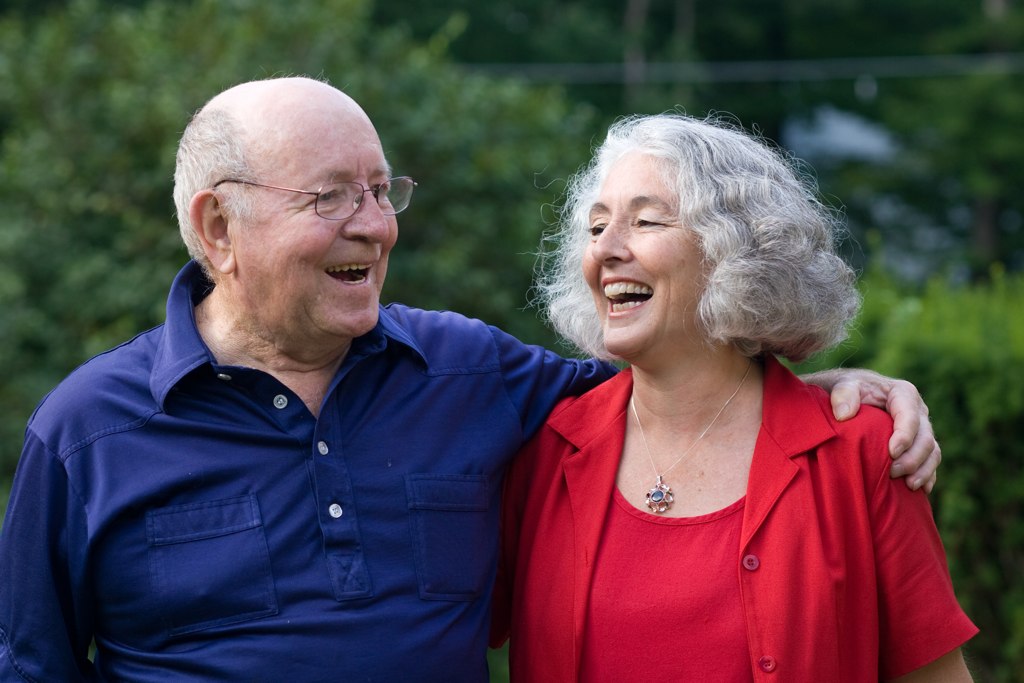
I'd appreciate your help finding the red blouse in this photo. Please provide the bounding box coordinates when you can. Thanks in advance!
[491,356,977,682]
[579,491,752,682]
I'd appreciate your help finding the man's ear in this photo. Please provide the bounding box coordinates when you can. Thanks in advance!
[190,190,236,275]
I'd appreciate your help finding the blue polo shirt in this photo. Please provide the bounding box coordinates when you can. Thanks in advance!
[0,261,612,682]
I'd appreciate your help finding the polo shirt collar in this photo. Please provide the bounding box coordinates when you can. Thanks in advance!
[149,261,428,409]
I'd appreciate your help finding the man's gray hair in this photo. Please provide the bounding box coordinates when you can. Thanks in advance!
[537,113,861,363]
[173,107,255,274]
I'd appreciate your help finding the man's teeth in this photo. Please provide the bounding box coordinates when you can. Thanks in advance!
[326,264,371,274]
[326,264,371,282]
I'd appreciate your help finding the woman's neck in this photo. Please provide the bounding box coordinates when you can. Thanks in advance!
[618,349,765,517]
[628,348,757,432]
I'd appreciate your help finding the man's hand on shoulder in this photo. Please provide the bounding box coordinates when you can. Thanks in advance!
[803,368,939,493]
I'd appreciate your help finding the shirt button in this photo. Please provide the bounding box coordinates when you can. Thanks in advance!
[273,394,288,409]
[216,373,232,381]
[328,503,343,518]
[742,554,760,571]
[317,441,330,455]
[758,655,777,672]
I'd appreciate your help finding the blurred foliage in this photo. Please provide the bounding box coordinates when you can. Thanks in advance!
[0,0,597,497]
[379,0,1024,278]
[868,269,1024,683]
[833,7,1024,280]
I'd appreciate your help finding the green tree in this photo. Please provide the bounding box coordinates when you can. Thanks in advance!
[865,0,1024,277]
[0,0,596,503]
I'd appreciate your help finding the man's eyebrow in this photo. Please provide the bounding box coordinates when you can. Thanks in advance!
[324,164,393,183]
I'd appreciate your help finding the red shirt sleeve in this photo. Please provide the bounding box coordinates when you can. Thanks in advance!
[868,442,978,678]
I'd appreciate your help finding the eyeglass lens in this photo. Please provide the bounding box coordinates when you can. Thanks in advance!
[316,177,415,220]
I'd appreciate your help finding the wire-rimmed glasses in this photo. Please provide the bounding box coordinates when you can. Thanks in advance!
[213,176,416,220]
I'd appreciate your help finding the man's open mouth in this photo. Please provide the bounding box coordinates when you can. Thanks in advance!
[326,264,371,283]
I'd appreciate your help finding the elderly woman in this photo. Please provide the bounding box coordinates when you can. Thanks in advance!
[491,114,976,681]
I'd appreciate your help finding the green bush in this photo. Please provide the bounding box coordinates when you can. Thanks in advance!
[871,268,1023,682]
[797,266,1024,682]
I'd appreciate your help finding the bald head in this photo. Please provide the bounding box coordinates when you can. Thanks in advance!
[205,76,353,115]
[207,78,376,173]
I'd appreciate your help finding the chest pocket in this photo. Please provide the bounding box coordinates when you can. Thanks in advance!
[406,474,493,601]
[146,494,278,636]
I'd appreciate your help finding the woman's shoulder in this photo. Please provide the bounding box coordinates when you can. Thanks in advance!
[545,368,632,430]
[763,358,895,479]
[803,385,897,485]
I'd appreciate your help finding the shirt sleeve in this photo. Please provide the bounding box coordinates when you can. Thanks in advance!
[489,325,615,441]
[0,430,95,682]
[868,439,978,679]
[490,419,548,648]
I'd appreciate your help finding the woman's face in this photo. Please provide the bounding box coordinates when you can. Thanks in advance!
[583,152,706,366]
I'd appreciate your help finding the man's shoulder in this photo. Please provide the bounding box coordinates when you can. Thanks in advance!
[380,303,515,367]
[378,304,611,399]
[381,303,493,336]
[28,326,164,457]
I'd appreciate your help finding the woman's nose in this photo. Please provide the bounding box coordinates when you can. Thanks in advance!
[590,221,630,262]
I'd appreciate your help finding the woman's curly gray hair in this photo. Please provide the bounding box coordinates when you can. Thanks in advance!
[538,113,861,363]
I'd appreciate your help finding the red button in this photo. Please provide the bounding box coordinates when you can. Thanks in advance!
[742,554,760,571]
[758,655,777,672]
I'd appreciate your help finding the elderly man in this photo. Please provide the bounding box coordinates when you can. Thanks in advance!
[0,77,938,681]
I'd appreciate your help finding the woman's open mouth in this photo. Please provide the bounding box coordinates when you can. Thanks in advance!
[604,282,653,312]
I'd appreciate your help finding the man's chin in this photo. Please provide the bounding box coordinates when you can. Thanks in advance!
[332,306,380,340]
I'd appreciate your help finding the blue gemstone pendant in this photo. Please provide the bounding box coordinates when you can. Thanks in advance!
[645,476,674,513]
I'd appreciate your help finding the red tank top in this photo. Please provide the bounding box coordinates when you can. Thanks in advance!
[579,488,754,682]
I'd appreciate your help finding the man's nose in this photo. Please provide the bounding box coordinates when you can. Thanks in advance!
[341,194,393,242]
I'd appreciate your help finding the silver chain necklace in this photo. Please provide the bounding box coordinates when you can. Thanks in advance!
[630,360,753,513]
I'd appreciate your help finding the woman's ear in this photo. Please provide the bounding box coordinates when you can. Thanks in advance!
[190,189,236,275]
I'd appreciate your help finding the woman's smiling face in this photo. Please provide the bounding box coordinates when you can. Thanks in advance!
[583,152,707,366]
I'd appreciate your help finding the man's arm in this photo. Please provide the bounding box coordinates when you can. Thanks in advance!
[803,368,940,493]
[0,432,95,682]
